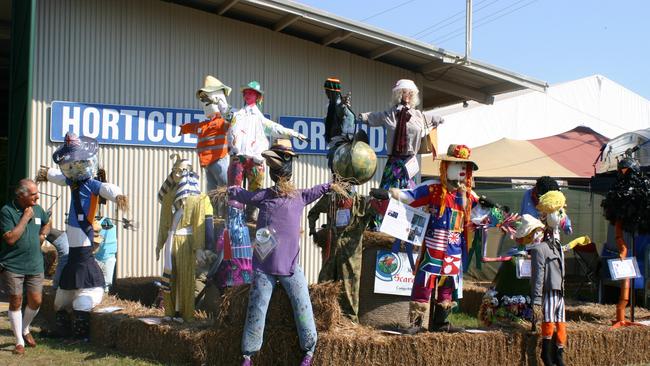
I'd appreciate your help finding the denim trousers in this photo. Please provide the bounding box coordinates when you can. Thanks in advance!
[242,265,317,356]
[204,155,230,191]
[52,233,69,289]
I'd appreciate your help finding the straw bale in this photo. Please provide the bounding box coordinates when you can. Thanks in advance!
[216,281,342,332]
[115,317,205,365]
[361,231,397,250]
[110,276,161,306]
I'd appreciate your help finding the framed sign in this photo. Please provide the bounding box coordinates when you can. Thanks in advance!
[607,257,641,280]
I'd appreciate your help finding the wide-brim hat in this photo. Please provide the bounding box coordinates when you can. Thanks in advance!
[515,214,545,239]
[241,80,264,95]
[53,132,99,165]
[196,75,232,98]
[262,139,297,169]
[536,190,566,214]
[437,144,478,171]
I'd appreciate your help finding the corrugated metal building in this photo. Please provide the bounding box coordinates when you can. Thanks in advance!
[5,0,546,283]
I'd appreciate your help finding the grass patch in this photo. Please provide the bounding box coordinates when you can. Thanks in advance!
[448,311,480,329]
[0,312,178,366]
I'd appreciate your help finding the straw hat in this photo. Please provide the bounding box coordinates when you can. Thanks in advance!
[515,214,545,239]
[262,139,297,170]
[392,79,418,92]
[437,144,479,171]
[196,75,232,98]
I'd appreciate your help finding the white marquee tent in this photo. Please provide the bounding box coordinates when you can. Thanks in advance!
[426,75,650,155]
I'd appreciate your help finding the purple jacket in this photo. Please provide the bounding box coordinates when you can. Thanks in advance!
[228,183,330,275]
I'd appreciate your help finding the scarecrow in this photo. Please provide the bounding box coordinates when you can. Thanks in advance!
[391,144,480,333]
[227,81,308,222]
[530,190,571,366]
[307,186,387,322]
[228,139,332,366]
[180,75,232,191]
[41,132,128,339]
[359,79,442,191]
[156,155,214,322]
[323,77,356,172]
[601,155,650,327]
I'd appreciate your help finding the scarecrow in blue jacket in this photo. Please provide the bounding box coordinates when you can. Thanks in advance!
[42,132,128,339]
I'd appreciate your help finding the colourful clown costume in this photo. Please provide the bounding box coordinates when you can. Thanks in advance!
[45,132,128,339]
[156,155,214,322]
[392,144,480,333]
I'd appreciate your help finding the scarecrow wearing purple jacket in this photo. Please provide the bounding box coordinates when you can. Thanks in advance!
[228,139,330,366]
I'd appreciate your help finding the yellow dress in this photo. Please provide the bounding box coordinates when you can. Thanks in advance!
[157,193,213,321]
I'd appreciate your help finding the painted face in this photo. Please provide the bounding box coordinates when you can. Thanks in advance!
[17,182,39,208]
[171,160,192,183]
[542,208,567,231]
[243,89,260,106]
[59,156,98,181]
[198,90,227,119]
[446,161,468,182]
[400,89,412,105]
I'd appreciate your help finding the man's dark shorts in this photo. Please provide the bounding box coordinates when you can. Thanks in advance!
[0,269,44,296]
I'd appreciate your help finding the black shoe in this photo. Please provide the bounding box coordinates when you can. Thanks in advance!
[541,339,555,366]
[428,305,464,333]
[554,345,565,366]
[73,310,91,340]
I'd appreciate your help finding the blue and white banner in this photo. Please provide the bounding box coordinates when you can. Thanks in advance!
[278,116,388,156]
[50,101,389,155]
[50,101,202,148]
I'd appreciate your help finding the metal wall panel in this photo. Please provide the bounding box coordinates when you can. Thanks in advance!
[30,0,416,283]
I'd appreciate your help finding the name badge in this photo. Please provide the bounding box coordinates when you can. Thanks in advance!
[405,156,420,178]
[336,209,351,227]
[34,218,41,225]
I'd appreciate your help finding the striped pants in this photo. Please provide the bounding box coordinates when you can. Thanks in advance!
[541,290,566,346]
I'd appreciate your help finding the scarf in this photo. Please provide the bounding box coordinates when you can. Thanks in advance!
[392,104,410,156]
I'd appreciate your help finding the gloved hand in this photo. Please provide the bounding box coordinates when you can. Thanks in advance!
[156,247,161,261]
[369,188,389,200]
[195,249,208,267]
[296,133,310,143]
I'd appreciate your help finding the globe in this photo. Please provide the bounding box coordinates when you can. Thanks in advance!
[332,140,377,185]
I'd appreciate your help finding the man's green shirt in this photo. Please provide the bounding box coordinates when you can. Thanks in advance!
[0,201,49,274]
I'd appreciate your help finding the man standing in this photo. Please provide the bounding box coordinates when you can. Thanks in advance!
[0,179,51,355]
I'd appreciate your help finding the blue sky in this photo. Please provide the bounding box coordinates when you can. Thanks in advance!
[298,0,650,99]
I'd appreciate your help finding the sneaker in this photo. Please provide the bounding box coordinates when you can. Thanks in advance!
[23,333,37,347]
[299,355,313,366]
[12,344,25,355]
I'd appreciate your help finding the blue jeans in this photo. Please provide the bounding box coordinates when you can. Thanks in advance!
[204,155,230,191]
[96,255,117,292]
[52,233,69,290]
[242,265,317,356]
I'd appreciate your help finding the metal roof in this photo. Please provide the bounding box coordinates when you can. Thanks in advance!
[171,0,547,109]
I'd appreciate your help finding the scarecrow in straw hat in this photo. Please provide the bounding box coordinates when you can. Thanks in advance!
[391,144,482,333]
[529,190,571,366]
[227,81,308,222]
[359,79,442,191]
[228,139,333,366]
[39,132,128,340]
[323,77,356,172]
[180,75,232,191]
[156,154,215,322]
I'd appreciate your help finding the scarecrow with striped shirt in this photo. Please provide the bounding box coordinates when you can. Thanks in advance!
[156,155,214,322]
[530,190,569,366]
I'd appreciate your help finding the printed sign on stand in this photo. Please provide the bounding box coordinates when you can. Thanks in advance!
[374,250,419,296]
